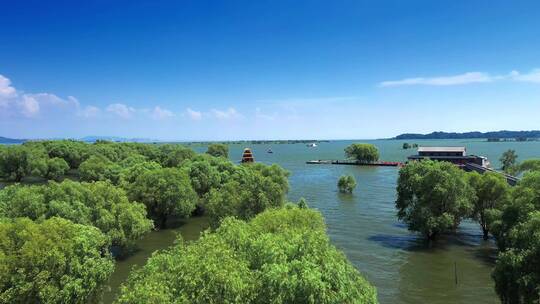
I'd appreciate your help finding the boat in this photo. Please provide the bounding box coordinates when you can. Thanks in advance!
[267,148,273,154]
[241,148,255,163]
[306,143,318,147]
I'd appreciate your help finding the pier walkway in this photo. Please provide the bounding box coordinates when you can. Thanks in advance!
[306,160,403,167]
[464,163,520,186]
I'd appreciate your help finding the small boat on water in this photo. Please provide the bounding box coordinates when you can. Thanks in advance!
[306,143,318,148]
[241,148,255,163]
[267,148,273,154]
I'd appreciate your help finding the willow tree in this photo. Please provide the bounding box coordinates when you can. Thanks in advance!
[115,207,378,304]
[345,143,379,163]
[0,217,114,303]
[467,171,510,240]
[396,160,473,240]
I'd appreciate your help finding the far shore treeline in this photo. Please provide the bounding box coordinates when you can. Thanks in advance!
[393,130,540,140]
[0,140,377,304]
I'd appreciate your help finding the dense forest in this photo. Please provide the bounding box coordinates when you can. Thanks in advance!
[0,140,377,303]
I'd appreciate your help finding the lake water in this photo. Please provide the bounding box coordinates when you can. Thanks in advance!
[204,139,537,304]
[6,139,538,303]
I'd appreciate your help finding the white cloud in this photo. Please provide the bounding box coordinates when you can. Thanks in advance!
[210,107,243,120]
[151,106,175,120]
[79,105,101,118]
[0,75,17,99]
[379,72,495,87]
[19,95,40,117]
[186,108,202,120]
[106,103,135,119]
[0,74,84,118]
[509,69,540,83]
[380,69,540,87]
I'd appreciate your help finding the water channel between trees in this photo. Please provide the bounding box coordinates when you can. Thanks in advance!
[53,139,540,304]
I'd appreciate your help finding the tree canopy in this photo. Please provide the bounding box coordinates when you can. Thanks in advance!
[344,143,379,163]
[396,160,473,239]
[205,163,289,227]
[115,207,378,304]
[128,167,197,228]
[206,143,229,158]
[0,217,114,304]
[467,171,510,240]
[0,180,153,254]
[500,149,518,174]
[338,175,357,193]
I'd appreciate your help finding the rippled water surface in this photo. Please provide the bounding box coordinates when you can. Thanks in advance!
[105,139,540,303]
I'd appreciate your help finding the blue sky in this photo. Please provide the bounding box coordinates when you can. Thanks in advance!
[1,1,540,140]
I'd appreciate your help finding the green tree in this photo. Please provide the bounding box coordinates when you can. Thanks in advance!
[0,180,153,254]
[206,143,229,158]
[157,144,195,167]
[467,172,510,239]
[205,163,289,227]
[500,149,518,174]
[40,140,89,169]
[517,159,540,174]
[345,143,379,163]
[0,145,30,181]
[45,157,70,181]
[488,171,540,251]
[128,168,197,228]
[183,157,221,197]
[402,143,410,150]
[492,211,540,304]
[396,160,473,240]
[338,174,357,193]
[115,207,378,304]
[79,155,121,183]
[0,217,114,304]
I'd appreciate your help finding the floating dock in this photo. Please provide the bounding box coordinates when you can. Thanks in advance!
[306,160,403,166]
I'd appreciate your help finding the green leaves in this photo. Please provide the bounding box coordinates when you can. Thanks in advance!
[205,163,289,228]
[0,180,153,254]
[344,143,379,163]
[0,217,114,304]
[116,207,378,304]
[128,168,197,228]
[206,143,229,158]
[396,160,473,239]
[338,175,356,193]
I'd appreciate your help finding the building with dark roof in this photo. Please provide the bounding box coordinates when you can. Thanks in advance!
[408,146,490,168]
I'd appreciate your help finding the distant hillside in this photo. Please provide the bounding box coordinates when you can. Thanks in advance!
[393,130,540,140]
[0,136,26,144]
[80,136,157,143]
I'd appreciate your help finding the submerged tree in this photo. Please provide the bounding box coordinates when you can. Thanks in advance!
[500,149,518,174]
[492,211,540,304]
[345,143,379,163]
[396,160,473,240]
[338,174,357,193]
[0,180,153,254]
[115,207,378,304]
[467,171,510,240]
[206,143,229,158]
[128,168,197,228]
[0,217,115,304]
[205,163,289,227]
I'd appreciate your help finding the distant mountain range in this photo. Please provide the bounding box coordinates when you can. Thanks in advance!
[393,130,540,140]
[0,136,157,144]
[80,136,157,143]
[0,136,26,144]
